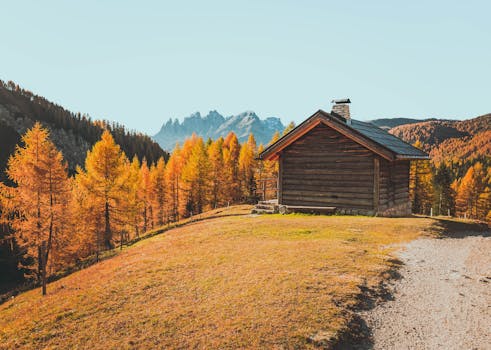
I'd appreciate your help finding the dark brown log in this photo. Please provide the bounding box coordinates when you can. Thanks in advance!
[282,190,374,200]
[281,195,374,207]
[373,157,380,213]
[278,155,283,204]
[282,183,375,194]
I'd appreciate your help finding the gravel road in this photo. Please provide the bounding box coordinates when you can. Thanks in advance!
[358,234,491,350]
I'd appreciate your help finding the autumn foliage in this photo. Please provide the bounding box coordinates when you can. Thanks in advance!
[1,123,70,279]
[392,115,490,220]
[0,124,279,285]
[1,120,488,290]
[409,140,490,222]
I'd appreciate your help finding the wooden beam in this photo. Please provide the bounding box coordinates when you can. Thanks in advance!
[278,154,283,205]
[373,157,380,213]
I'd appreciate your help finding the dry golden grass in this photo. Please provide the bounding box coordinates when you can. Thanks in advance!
[0,207,443,349]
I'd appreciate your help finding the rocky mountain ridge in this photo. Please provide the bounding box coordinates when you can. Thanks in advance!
[153,110,285,150]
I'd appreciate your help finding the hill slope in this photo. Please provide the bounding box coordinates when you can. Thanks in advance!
[0,80,168,181]
[0,207,442,349]
[387,114,491,163]
[153,110,284,150]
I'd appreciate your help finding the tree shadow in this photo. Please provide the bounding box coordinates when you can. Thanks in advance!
[332,262,403,350]
[332,315,374,350]
[432,218,489,238]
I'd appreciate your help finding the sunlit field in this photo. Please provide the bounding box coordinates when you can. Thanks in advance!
[0,206,443,349]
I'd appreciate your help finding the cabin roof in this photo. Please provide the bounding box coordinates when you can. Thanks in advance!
[259,110,429,161]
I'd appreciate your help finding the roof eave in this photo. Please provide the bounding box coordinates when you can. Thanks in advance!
[395,154,431,160]
[258,109,430,162]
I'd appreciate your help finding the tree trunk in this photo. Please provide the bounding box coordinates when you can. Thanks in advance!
[143,206,147,232]
[39,241,47,296]
[104,200,113,249]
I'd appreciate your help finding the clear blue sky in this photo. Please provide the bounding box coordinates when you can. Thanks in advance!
[2,1,490,134]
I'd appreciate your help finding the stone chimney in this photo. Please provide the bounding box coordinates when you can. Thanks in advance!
[331,98,351,123]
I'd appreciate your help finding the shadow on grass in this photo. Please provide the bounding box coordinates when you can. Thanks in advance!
[331,260,403,350]
[332,315,373,350]
[432,218,490,238]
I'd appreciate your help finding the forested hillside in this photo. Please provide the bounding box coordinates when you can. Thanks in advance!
[0,118,287,295]
[0,80,167,183]
[389,114,490,151]
[387,114,490,222]
[0,80,168,290]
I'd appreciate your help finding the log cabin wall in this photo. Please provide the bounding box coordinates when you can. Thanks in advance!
[280,123,376,211]
[378,158,411,216]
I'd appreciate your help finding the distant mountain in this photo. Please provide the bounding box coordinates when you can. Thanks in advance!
[369,117,438,130]
[386,114,491,164]
[153,110,285,150]
[0,80,168,183]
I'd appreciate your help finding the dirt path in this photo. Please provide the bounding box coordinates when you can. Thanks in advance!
[355,234,491,350]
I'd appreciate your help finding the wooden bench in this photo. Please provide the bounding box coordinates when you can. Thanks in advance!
[280,205,337,215]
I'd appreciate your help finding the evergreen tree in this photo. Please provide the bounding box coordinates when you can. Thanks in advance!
[432,163,454,215]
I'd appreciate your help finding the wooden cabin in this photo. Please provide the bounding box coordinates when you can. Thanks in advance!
[258,100,429,217]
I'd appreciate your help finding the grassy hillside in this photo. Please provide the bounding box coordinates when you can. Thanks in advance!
[0,207,446,349]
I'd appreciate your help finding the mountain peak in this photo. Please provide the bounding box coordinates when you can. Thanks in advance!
[153,110,285,150]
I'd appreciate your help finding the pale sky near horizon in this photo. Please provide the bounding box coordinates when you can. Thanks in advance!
[2,1,490,134]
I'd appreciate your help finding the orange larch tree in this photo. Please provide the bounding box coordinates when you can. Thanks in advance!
[256,132,280,201]
[5,122,70,279]
[139,159,154,232]
[455,163,487,218]
[70,175,99,258]
[76,130,128,250]
[165,144,182,222]
[238,134,257,201]
[282,122,295,135]
[409,141,433,215]
[223,132,241,204]
[124,155,143,238]
[181,137,210,216]
[151,157,166,226]
[207,137,225,208]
